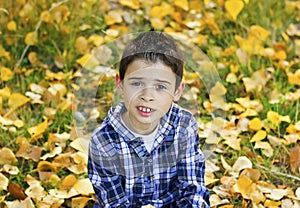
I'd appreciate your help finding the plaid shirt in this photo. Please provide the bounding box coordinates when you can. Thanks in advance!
[88,102,210,207]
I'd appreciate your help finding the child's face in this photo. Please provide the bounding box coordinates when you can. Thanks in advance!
[116,59,184,134]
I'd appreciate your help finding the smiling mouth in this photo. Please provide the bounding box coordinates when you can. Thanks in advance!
[137,106,154,113]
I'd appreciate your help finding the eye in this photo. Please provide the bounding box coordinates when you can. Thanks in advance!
[130,82,143,87]
[155,84,167,90]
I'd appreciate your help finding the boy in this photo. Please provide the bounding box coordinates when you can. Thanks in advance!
[88,31,210,207]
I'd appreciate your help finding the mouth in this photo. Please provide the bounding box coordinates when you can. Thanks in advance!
[136,106,154,116]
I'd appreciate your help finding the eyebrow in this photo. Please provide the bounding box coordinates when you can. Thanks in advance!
[127,77,172,85]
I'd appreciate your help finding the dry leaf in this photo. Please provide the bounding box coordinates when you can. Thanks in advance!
[25,32,38,46]
[0,147,18,164]
[250,130,267,142]
[71,196,91,208]
[1,66,14,81]
[225,0,244,21]
[1,164,19,175]
[0,173,9,191]
[8,93,30,110]
[150,2,174,19]
[7,20,17,31]
[240,168,261,182]
[8,182,27,200]
[16,140,43,162]
[290,145,300,174]
[254,141,274,157]
[119,0,140,10]
[248,117,263,131]
[174,0,189,11]
[287,70,300,85]
[59,174,77,190]
[75,36,89,54]
[232,156,252,172]
[27,120,48,139]
[73,178,94,195]
[105,10,123,25]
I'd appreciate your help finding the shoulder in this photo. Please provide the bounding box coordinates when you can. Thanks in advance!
[170,103,196,127]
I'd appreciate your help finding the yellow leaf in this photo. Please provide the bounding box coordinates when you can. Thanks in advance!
[232,156,252,172]
[40,11,52,23]
[287,70,300,85]
[267,111,290,128]
[0,86,11,98]
[119,0,140,9]
[7,20,17,31]
[105,10,123,25]
[0,66,14,81]
[0,173,9,191]
[72,197,91,208]
[150,2,174,19]
[25,32,38,46]
[75,36,89,54]
[150,18,166,30]
[248,117,262,131]
[273,50,287,60]
[249,25,270,42]
[236,175,255,199]
[250,130,267,142]
[0,45,11,60]
[27,120,48,138]
[28,52,39,64]
[210,82,227,96]
[88,34,104,46]
[0,147,18,164]
[254,141,274,157]
[225,0,244,21]
[76,54,99,70]
[73,178,94,195]
[174,0,189,11]
[8,93,30,110]
[13,120,24,128]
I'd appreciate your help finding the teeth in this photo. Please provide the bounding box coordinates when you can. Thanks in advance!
[139,106,151,112]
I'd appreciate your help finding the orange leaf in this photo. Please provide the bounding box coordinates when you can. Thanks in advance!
[290,145,300,174]
[8,182,27,200]
[225,0,244,21]
[72,197,91,208]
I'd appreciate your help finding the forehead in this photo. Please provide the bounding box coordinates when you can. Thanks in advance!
[124,59,176,81]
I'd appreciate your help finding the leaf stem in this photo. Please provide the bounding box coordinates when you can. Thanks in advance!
[255,163,300,182]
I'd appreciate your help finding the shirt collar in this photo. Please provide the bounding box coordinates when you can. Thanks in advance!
[107,102,178,142]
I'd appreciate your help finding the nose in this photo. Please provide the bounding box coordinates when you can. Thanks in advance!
[139,87,154,102]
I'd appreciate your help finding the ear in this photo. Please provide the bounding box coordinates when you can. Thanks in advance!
[116,73,123,95]
[173,81,185,101]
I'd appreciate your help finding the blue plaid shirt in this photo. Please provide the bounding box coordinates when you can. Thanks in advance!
[88,102,210,207]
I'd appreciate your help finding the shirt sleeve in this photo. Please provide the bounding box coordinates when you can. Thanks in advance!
[176,117,210,208]
[88,133,130,208]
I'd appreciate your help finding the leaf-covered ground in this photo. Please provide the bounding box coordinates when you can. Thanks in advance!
[0,0,300,207]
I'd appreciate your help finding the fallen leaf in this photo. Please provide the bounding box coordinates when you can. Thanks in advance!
[254,141,274,157]
[73,178,94,195]
[287,69,300,85]
[105,10,123,25]
[0,173,9,191]
[1,66,14,81]
[232,156,252,172]
[174,0,189,11]
[7,20,17,31]
[59,174,77,190]
[248,117,263,131]
[8,93,30,110]
[27,120,48,139]
[1,164,19,175]
[265,188,291,201]
[225,0,244,21]
[71,196,91,208]
[290,145,300,174]
[25,32,38,46]
[240,168,261,182]
[8,182,27,200]
[119,0,140,10]
[0,147,18,164]
[250,130,267,142]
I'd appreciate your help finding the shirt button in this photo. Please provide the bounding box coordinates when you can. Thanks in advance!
[147,158,153,163]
